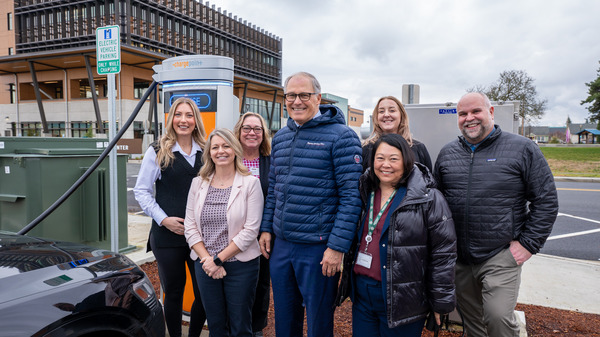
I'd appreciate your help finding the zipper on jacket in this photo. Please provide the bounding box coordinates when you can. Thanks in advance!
[281,128,299,240]
[465,151,474,264]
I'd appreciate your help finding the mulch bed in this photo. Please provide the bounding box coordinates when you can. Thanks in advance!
[139,261,600,336]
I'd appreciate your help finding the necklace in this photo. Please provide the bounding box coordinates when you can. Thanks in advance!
[212,173,234,187]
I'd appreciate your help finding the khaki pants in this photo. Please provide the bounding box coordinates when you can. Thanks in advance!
[455,248,522,337]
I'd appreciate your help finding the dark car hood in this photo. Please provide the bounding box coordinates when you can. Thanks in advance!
[0,231,114,272]
[0,231,139,304]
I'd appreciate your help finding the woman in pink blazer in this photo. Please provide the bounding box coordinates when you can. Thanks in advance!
[184,128,263,337]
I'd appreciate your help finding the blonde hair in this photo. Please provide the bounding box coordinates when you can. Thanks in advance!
[156,97,207,169]
[233,112,272,156]
[199,128,250,180]
[364,96,413,146]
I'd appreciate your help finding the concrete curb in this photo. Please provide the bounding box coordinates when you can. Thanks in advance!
[127,249,155,265]
[554,176,600,183]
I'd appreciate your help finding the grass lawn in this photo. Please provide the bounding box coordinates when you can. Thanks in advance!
[539,146,600,177]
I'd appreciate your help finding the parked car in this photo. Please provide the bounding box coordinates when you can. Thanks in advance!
[0,231,165,337]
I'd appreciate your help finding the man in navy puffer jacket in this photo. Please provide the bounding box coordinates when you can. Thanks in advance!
[259,72,362,337]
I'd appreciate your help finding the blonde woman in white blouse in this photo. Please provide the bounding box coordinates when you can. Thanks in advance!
[184,128,263,337]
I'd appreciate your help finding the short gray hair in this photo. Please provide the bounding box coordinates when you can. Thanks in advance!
[284,72,321,94]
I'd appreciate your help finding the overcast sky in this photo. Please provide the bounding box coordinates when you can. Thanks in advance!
[209,0,600,126]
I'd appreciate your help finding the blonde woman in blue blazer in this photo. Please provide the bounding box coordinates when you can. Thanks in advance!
[184,128,263,337]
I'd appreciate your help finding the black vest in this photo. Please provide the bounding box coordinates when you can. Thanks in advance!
[149,150,203,249]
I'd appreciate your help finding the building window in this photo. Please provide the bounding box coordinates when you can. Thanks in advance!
[7,13,13,31]
[102,121,119,132]
[9,122,16,136]
[133,121,160,138]
[134,121,145,138]
[8,47,14,55]
[72,122,92,137]
[21,122,42,136]
[283,106,289,119]
[244,97,281,131]
[134,79,151,99]
[74,79,107,98]
[18,81,63,100]
[49,122,66,137]
[9,84,16,104]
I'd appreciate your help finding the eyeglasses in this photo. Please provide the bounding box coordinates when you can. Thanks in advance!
[284,92,317,102]
[241,126,263,134]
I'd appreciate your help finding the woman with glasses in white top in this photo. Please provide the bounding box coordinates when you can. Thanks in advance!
[233,112,272,337]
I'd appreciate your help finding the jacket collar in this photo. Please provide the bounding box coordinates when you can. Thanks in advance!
[458,124,503,152]
[287,104,346,130]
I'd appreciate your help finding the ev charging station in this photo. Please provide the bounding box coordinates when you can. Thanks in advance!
[152,55,240,135]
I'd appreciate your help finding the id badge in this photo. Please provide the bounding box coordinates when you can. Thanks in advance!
[356,251,373,269]
[250,166,260,177]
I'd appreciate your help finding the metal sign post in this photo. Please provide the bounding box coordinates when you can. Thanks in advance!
[96,25,121,253]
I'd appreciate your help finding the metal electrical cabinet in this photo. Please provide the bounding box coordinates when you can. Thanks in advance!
[0,137,128,251]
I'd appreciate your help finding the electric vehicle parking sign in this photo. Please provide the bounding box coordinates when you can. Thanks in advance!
[96,25,121,75]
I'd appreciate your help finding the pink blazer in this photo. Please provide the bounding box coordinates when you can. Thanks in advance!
[184,172,263,262]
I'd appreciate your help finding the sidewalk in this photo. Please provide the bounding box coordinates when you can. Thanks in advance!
[520,254,600,315]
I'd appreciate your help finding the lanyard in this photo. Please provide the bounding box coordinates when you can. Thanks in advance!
[365,189,396,251]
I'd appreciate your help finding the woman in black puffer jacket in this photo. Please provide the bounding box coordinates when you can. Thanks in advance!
[338,134,457,336]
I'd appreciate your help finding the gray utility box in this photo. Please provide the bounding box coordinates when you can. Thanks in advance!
[0,137,129,251]
[405,101,520,161]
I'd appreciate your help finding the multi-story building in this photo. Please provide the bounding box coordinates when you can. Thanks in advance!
[348,106,363,127]
[0,0,283,154]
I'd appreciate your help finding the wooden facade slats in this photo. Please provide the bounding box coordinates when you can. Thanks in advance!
[14,0,282,84]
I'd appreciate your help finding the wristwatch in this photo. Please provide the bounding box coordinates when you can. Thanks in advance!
[213,255,223,266]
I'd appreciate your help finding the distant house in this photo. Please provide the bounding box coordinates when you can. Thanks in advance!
[569,123,599,144]
[576,129,600,144]
[525,123,598,144]
[525,126,550,143]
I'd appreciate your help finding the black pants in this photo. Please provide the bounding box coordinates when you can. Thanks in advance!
[152,241,206,337]
[252,254,271,332]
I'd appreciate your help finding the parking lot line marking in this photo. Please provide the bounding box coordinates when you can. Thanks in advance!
[557,188,600,192]
[127,188,133,191]
[557,212,600,225]
[547,228,600,240]
[548,213,600,240]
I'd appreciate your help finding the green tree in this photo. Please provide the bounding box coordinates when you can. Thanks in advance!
[581,61,600,124]
[84,125,94,138]
[469,70,547,134]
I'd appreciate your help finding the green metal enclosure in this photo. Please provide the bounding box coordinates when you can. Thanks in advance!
[0,137,129,251]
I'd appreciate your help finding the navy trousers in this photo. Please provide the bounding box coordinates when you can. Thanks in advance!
[270,237,340,337]
[195,257,259,337]
[352,274,425,337]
